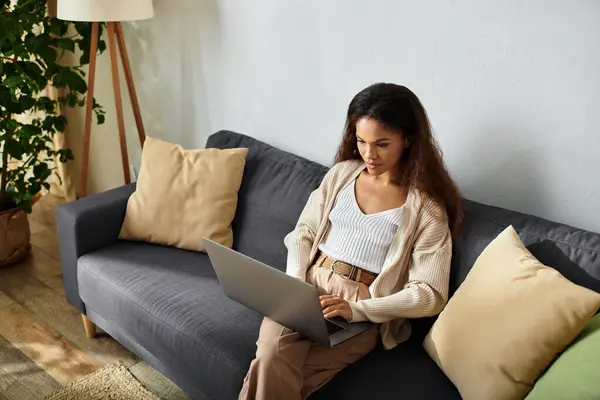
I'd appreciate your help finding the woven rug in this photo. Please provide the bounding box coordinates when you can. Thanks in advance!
[44,365,162,400]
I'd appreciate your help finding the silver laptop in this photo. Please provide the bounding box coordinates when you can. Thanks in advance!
[203,238,373,347]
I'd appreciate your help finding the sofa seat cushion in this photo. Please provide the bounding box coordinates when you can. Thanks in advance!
[77,240,263,399]
[309,335,461,400]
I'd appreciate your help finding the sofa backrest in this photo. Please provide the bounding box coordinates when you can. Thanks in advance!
[206,131,328,271]
[207,131,600,298]
[452,199,600,296]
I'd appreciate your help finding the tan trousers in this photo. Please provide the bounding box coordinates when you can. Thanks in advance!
[238,263,379,400]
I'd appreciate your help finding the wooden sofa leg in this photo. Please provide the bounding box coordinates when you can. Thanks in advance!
[82,314,96,339]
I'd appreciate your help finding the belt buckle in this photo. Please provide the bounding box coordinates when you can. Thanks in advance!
[331,260,357,280]
[330,260,343,276]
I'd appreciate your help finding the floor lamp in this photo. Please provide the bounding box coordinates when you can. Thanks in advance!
[57,0,154,198]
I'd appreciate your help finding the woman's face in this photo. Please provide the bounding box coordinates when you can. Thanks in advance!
[355,117,408,177]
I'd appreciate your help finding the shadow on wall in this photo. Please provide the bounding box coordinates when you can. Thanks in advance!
[123,0,221,155]
[456,122,549,222]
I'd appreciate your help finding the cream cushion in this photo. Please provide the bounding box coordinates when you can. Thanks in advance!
[119,137,248,252]
[423,225,600,400]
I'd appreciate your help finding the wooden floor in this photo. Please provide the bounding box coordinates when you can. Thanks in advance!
[0,194,190,400]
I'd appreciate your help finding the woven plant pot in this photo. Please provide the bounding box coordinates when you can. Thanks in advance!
[0,192,40,268]
[0,205,32,267]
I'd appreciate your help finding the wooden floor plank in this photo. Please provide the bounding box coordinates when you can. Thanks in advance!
[0,303,102,385]
[0,335,62,398]
[27,219,51,236]
[0,368,15,391]
[1,380,39,400]
[0,303,102,386]
[15,246,65,295]
[0,291,13,309]
[29,193,64,229]
[0,269,138,368]
[29,230,60,262]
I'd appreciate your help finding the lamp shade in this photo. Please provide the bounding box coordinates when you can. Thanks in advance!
[57,0,154,22]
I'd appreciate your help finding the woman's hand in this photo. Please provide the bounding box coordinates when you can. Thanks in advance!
[320,295,352,321]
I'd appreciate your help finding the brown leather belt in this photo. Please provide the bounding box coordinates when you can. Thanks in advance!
[314,252,378,286]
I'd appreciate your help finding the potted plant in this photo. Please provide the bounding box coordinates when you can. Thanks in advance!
[1,0,106,266]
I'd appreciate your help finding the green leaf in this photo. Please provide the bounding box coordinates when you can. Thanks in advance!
[47,20,69,37]
[79,52,90,66]
[22,190,33,202]
[18,124,42,138]
[1,75,23,89]
[39,46,57,67]
[98,40,107,53]
[19,200,32,214]
[4,138,24,159]
[48,23,63,36]
[24,32,37,48]
[21,60,47,88]
[33,162,49,178]
[0,85,11,104]
[58,148,74,163]
[97,113,106,125]
[0,16,22,44]
[41,116,55,132]
[55,115,67,132]
[6,184,17,196]
[55,69,87,93]
[55,38,75,53]
[6,119,19,131]
[36,96,55,113]
[20,96,36,112]
[4,100,25,115]
[65,92,78,107]
[30,33,50,53]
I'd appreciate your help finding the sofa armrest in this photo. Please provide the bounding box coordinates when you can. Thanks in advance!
[55,183,135,313]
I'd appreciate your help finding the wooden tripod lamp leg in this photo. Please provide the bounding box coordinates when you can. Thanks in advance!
[107,22,131,185]
[80,22,99,199]
[115,22,147,148]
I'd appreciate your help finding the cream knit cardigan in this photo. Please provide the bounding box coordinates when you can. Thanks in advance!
[284,160,452,349]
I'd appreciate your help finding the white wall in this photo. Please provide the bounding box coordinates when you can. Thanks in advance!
[70,0,600,232]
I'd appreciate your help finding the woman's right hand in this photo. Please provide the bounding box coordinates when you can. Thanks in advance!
[320,295,353,321]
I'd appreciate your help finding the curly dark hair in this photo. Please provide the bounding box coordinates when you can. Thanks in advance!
[335,83,463,236]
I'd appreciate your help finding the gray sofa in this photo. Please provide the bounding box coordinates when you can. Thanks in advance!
[56,130,600,399]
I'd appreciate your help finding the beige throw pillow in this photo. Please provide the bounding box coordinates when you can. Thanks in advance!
[423,225,600,400]
[119,137,248,252]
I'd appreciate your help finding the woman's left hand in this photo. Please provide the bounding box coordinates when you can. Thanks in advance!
[320,295,352,321]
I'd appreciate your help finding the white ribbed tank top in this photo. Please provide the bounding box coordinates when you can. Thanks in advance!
[318,180,404,274]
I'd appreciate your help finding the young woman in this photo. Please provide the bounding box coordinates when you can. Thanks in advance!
[239,83,463,400]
